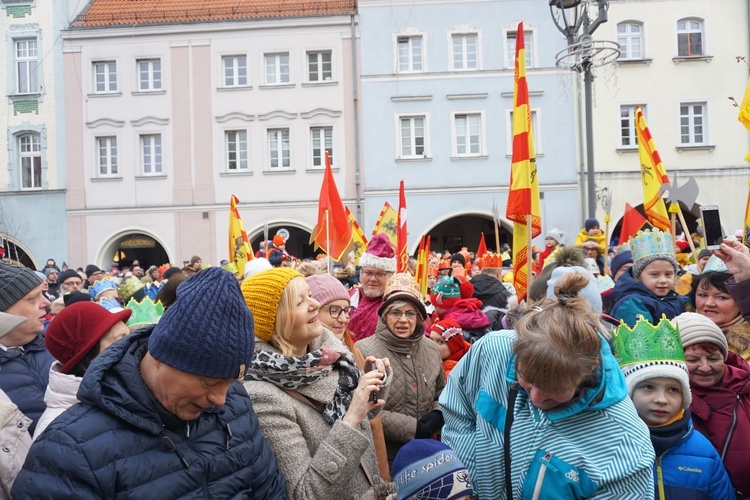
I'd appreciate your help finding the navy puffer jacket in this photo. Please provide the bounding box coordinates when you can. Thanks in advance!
[0,334,53,435]
[12,327,287,499]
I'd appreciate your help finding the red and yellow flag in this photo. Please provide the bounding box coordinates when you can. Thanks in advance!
[345,207,368,265]
[372,201,399,247]
[635,106,671,231]
[396,181,409,272]
[743,181,750,248]
[415,235,431,298]
[505,22,541,301]
[313,151,352,261]
[229,195,253,272]
[738,77,750,161]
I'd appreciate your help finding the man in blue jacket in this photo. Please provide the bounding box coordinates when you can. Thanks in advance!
[14,267,287,499]
[0,261,54,435]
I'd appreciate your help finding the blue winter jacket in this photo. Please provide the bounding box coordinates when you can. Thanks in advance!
[12,327,287,499]
[610,268,688,327]
[0,334,53,435]
[654,422,735,499]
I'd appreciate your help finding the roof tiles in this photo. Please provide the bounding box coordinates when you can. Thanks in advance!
[75,0,357,27]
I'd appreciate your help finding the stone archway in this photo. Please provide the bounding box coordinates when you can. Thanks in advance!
[422,211,513,256]
[249,223,315,260]
[610,203,700,246]
[97,229,173,270]
[0,235,36,269]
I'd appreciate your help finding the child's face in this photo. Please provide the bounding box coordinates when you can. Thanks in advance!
[587,226,600,235]
[639,260,675,297]
[632,377,683,426]
[429,331,452,360]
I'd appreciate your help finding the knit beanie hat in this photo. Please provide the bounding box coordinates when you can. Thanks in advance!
[546,228,563,245]
[0,312,26,340]
[85,264,102,278]
[545,266,602,315]
[429,319,471,362]
[392,439,474,500]
[698,249,712,260]
[379,272,427,319]
[242,268,303,342]
[430,276,462,310]
[610,250,633,278]
[63,291,93,307]
[585,218,600,232]
[45,302,132,374]
[612,316,692,408]
[631,229,679,279]
[0,261,43,312]
[149,267,255,379]
[674,312,728,360]
[306,274,350,308]
[162,267,183,280]
[58,269,81,285]
[449,253,465,267]
[272,235,286,247]
[358,233,396,272]
[243,257,272,279]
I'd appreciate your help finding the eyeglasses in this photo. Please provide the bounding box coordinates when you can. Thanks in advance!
[387,310,418,320]
[327,305,355,319]
[361,269,393,280]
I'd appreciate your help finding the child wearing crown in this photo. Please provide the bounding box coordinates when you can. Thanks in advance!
[610,229,688,327]
[613,317,734,498]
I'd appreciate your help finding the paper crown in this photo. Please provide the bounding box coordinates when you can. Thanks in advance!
[477,253,502,269]
[98,296,123,312]
[702,255,729,274]
[631,229,674,263]
[118,276,144,302]
[124,297,165,326]
[612,315,685,374]
[438,258,452,270]
[157,263,170,276]
[427,266,438,277]
[89,278,118,299]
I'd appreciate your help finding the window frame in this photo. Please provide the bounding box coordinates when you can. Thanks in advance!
[677,18,704,57]
[93,60,117,94]
[395,113,430,160]
[505,108,543,156]
[617,21,644,61]
[264,52,291,85]
[619,104,647,148]
[137,58,162,92]
[310,126,334,169]
[394,31,427,74]
[225,130,249,171]
[222,55,248,88]
[306,50,333,83]
[96,136,119,177]
[504,27,535,69]
[19,132,42,190]
[449,31,480,71]
[268,128,291,169]
[15,38,39,95]
[140,134,163,175]
[679,101,707,146]
[451,111,486,158]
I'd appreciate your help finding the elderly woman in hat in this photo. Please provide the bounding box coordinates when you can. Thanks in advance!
[674,312,750,497]
[242,268,394,499]
[355,273,445,467]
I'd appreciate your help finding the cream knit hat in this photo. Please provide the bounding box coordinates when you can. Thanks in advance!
[674,312,728,360]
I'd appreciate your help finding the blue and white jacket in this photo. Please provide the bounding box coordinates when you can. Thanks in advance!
[440,330,655,499]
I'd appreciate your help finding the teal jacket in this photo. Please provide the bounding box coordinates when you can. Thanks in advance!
[440,330,655,499]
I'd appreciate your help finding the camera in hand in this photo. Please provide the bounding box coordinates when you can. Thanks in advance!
[367,361,379,403]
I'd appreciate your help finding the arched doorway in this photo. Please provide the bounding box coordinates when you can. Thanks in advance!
[610,202,700,246]
[250,224,315,261]
[97,230,171,270]
[0,235,36,269]
[423,212,513,256]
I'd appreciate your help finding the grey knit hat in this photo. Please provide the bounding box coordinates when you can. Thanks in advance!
[674,312,728,360]
[632,253,679,279]
[0,262,44,312]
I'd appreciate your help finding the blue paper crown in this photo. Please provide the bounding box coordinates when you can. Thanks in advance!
[702,255,729,274]
[89,278,118,299]
[631,229,673,263]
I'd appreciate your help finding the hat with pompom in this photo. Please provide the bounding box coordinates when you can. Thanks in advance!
[359,234,396,272]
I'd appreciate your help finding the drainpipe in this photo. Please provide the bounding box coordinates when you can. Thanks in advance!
[350,13,363,222]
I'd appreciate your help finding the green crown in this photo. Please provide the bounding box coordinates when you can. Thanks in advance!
[125,298,165,326]
[631,229,673,263]
[612,315,685,377]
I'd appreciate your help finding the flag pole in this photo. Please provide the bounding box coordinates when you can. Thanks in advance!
[493,201,501,254]
[326,209,331,274]
[669,202,679,257]
[526,214,534,288]
[603,214,611,270]
[676,207,698,262]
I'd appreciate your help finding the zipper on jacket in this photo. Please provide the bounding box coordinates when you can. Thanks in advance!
[721,394,740,461]
[656,456,665,500]
[530,455,550,500]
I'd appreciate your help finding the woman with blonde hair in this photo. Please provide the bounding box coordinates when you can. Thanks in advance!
[242,268,394,499]
[440,271,655,499]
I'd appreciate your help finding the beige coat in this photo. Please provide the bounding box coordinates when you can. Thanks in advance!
[0,390,31,499]
[244,329,391,500]
[355,319,445,465]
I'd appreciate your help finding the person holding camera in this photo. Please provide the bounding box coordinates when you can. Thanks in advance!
[242,268,394,500]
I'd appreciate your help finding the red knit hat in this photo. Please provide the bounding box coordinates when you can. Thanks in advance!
[45,302,131,374]
[273,234,286,247]
[429,319,471,362]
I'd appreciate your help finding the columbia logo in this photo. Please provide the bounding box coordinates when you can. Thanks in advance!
[678,466,702,473]
[565,470,580,483]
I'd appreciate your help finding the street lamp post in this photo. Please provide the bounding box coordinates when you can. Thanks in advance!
[548,0,612,220]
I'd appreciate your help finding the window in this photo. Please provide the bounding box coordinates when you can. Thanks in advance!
[506,110,542,155]
[16,39,39,94]
[223,55,247,87]
[680,102,706,145]
[454,113,482,156]
[97,136,118,176]
[268,129,290,168]
[506,30,533,68]
[19,133,41,189]
[226,131,248,171]
[617,22,643,60]
[677,19,703,56]
[451,34,478,70]
[397,36,423,72]
[307,51,332,82]
[265,53,290,84]
[311,127,333,168]
[137,59,162,91]
[399,116,426,158]
[619,105,645,147]
[93,61,117,93]
[141,134,163,174]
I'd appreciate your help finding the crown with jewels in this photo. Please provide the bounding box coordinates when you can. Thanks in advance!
[124,297,165,326]
[118,276,144,302]
[630,229,674,264]
[611,315,685,376]
[143,281,163,300]
[89,278,118,299]
[702,255,729,274]
[477,253,502,270]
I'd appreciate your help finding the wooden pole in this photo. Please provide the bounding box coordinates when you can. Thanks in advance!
[603,214,611,270]
[669,203,678,258]
[494,216,501,254]
[676,208,699,262]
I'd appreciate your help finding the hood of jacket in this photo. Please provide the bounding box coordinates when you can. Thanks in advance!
[441,298,491,331]
[43,361,81,410]
[470,274,510,309]
[611,268,687,314]
[504,333,628,421]
[691,351,750,415]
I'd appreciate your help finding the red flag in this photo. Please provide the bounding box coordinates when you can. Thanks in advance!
[313,152,352,261]
[476,233,488,259]
[619,203,649,244]
[396,180,408,272]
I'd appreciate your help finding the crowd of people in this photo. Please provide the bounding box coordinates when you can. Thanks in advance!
[2,217,750,499]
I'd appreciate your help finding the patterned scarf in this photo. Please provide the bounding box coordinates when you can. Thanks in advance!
[244,346,360,425]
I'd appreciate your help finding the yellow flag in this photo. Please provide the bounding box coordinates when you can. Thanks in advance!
[739,77,750,161]
[346,207,368,265]
[635,107,671,231]
[229,195,253,273]
[372,201,398,248]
